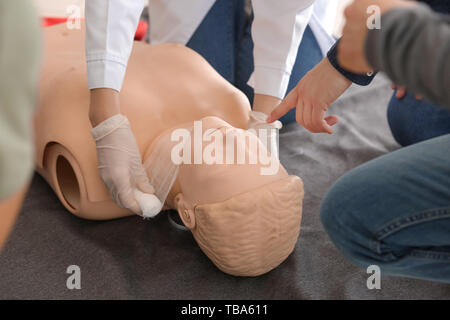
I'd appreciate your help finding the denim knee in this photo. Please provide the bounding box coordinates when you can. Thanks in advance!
[387,92,450,146]
[320,171,384,269]
[320,177,364,267]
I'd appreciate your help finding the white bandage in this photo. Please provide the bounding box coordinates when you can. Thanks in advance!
[247,111,282,159]
[143,130,187,216]
[133,189,163,218]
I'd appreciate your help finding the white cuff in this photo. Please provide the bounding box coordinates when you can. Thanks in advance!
[87,59,127,92]
[247,66,291,99]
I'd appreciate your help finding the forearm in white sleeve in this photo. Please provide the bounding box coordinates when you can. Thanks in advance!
[250,0,315,99]
[85,0,145,91]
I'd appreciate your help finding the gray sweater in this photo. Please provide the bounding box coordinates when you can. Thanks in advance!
[365,4,450,108]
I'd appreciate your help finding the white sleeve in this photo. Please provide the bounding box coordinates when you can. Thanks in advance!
[85,0,145,92]
[249,0,315,99]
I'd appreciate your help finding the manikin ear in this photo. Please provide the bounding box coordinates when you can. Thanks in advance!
[173,193,196,229]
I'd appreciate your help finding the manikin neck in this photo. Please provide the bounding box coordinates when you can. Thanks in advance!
[142,121,195,210]
[143,121,194,163]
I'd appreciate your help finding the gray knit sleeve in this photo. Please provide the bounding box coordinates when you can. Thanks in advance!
[365,4,450,108]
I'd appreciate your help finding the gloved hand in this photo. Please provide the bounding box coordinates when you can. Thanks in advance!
[247,111,282,158]
[91,114,159,216]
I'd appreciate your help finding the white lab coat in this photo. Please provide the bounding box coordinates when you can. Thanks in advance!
[85,0,335,99]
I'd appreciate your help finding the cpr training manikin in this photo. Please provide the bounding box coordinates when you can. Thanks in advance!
[34,24,304,277]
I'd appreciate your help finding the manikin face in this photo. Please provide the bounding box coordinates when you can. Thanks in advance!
[147,116,304,276]
[177,116,288,208]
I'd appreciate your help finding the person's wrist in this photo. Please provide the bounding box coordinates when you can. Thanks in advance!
[252,94,282,116]
[89,88,121,127]
[323,58,352,88]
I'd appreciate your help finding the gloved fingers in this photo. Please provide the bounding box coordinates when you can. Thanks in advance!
[104,179,141,214]
[133,189,163,218]
[248,111,269,128]
[249,111,282,130]
[130,161,155,194]
[268,119,282,130]
[117,185,142,215]
[249,111,267,122]
[100,167,142,214]
[136,179,155,195]
[91,114,152,215]
[251,121,282,131]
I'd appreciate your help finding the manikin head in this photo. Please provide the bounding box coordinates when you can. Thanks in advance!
[145,116,304,276]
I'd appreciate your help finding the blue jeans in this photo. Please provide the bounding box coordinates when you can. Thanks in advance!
[186,0,323,124]
[321,94,450,283]
[387,92,450,146]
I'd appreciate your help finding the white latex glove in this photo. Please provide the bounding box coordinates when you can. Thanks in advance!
[247,111,282,158]
[91,114,160,217]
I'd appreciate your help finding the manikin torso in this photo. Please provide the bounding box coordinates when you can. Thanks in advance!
[35,24,303,277]
[36,24,286,219]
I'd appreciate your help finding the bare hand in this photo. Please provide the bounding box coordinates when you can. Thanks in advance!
[392,84,423,100]
[267,58,351,134]
[338,0,416,73]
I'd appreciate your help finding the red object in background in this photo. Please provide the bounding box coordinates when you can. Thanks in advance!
[42,17,70,27]
[42,18,148,41]
[134,20,148,41]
